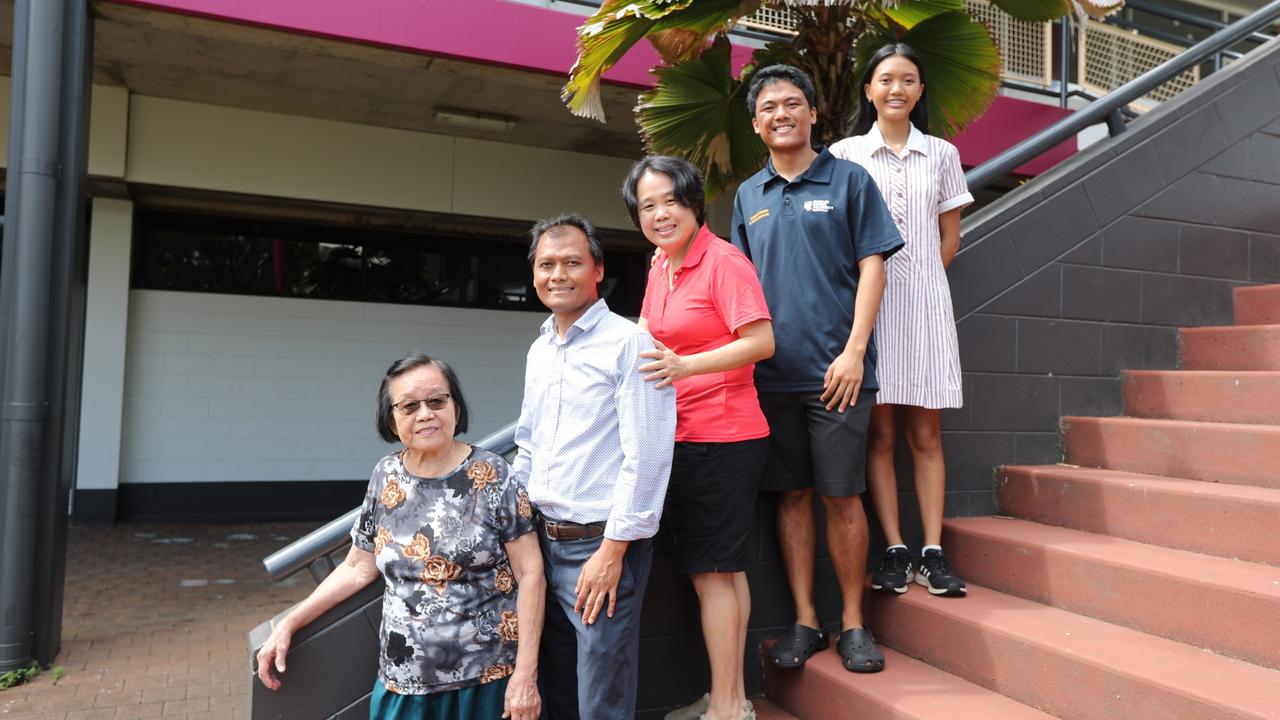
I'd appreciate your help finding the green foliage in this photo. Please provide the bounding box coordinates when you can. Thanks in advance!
[854,11,1003,138]
[563,0,764,120]
[987,0,1074,21]
[636,36,766,197]
[880,0,966,27]
[564,0,1090,195]
[0,661,41,691]
[51,666,65,685]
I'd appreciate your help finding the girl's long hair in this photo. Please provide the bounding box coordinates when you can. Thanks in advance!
[850,43,931,137]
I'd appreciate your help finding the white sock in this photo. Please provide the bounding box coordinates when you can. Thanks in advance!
[887,544,907,552]
[922,544,942,556]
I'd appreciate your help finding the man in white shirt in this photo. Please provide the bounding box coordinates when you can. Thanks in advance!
[511,213,675,720]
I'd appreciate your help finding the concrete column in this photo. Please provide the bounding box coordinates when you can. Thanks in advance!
[72,198,133,521]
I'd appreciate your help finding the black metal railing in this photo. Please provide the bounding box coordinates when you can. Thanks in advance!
[261,422,519,583]
[965,0,1280,194]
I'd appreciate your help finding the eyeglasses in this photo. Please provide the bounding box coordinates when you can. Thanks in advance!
[393,394,451,417]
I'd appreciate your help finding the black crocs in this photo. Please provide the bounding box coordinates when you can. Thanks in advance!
[768,623,828,669]
[836,627,884,673]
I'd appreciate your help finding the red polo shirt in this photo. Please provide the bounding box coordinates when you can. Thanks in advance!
[641,225,771,442]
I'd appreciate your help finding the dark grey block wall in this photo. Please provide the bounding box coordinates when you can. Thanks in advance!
[937,38,1280,518]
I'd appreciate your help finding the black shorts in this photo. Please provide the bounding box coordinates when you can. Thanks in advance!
[758,390,875,497]
[665,438,769,575]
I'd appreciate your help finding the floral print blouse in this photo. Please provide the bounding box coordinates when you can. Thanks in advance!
[351,447,535,694]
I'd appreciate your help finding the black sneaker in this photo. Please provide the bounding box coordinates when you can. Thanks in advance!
[916,548,967,596]
[870,546,913,594]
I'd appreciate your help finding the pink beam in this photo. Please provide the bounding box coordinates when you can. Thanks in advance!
[953,95,1077,176]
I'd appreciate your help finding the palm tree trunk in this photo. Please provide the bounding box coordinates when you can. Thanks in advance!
[767,2,871,144]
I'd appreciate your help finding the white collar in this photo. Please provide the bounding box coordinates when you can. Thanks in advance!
[867,122,929,157]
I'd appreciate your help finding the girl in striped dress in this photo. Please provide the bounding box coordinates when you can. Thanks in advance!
[830,43,973,598]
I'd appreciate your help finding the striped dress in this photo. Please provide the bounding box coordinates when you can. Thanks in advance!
[830,123,973,409]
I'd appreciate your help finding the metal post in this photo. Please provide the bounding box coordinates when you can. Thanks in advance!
[0,0,29,404]
[1106,108,1128,136]
[308,556,338,584]
[31,0,94,666]
[1059,16,1071,109]
[0,0,68,672]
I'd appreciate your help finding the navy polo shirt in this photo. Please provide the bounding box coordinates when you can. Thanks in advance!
[731,147,903,394]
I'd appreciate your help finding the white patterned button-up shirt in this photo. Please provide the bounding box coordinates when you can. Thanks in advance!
[512,299,675,541]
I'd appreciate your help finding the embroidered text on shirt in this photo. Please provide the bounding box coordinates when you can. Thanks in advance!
[748,209,770,225]
[803,199,834,213]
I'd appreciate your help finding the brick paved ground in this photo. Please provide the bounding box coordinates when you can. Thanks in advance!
[0,522,316,720]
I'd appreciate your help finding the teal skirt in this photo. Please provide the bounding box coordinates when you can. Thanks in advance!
[370,677,508,720]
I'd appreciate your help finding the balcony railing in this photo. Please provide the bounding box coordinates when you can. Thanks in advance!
[736,1,1272,114]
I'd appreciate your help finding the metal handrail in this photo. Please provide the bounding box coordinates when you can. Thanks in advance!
[1000,77,1139,119]
[966,0,1280,193]
[262,421,520,582]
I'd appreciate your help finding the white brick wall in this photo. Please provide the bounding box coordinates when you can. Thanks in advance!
[119,290,545,485]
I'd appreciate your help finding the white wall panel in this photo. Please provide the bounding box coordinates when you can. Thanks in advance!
[0,77,129,178]
[126,95,455,213]
[75,199,135,490]
[123,95,639,229]
[452,137,635,229]
[119,290,543,485]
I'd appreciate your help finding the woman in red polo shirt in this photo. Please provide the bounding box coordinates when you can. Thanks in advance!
[623,155,774,720]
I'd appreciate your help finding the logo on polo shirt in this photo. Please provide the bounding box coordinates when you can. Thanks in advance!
[749,209,770,225]
[804,199,834,213]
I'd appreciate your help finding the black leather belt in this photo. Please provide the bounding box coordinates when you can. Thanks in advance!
[540,518,606,541]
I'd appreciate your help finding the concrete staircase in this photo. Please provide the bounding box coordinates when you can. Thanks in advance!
[763,284,1280,719]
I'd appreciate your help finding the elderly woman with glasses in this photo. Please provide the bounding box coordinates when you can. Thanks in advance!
[256,353,545,720]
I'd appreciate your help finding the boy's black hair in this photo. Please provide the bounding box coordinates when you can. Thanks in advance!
[746,64,817,115]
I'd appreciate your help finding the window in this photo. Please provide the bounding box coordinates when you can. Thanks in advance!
[131,210,647,315]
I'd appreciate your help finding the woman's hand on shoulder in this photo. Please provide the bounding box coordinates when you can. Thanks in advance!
[255,620,293,690]
[639,338,691,388]
[503,669,541,720]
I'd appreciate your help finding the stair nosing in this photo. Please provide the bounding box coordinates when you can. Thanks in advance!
[944,516,1280,597]
[1061,415,1280,432]
[999,464,1280,502]
[772,645,1060,720]
[1181,323,1280,333]
[875,584,1280,696]
[1123,369,1280,378]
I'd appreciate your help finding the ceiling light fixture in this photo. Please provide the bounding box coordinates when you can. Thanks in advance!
[432,108,518,132]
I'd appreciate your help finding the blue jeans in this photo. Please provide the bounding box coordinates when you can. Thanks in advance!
[538,531,653,720]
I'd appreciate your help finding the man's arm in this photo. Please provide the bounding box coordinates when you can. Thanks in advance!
[820,253,886,412]
[822,172,901,412]
[606,330,675,541]
[573,330,675,624]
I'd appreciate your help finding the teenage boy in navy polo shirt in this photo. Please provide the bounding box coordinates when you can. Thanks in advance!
[730,64,903,674]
